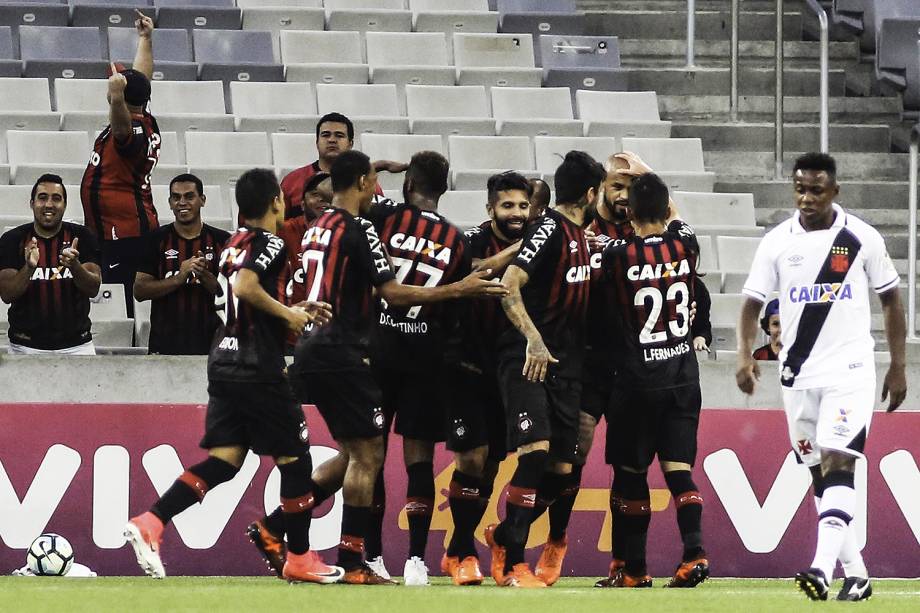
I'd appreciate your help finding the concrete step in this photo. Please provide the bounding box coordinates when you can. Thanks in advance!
[658,95,903,124]
[585,1,797,10]
[585,10,803,41]
[755,208,920,229]
[619,39,859,64]
[706,151,911,181]
[627,67,846,96]
[671,122,891,153]
[716,180,915,210]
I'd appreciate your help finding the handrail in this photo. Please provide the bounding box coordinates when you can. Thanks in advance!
[687,0,696,68]
[802,0,830,152]
[774,0,784,179]
[908,125,919,340]
[730,0,739,121]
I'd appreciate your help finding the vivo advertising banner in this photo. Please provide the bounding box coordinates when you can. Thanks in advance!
[1,404,918,577]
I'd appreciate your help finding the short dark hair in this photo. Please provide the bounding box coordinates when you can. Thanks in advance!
[487,171,531,206]
[628,172,670,223]
[330,150,371,193]
[405,151,449,200]
[235,168,280,220]
[793,152,837,181]
[169,173,204,198]
[315,112,355,142]
[120,68,151,106]
[30,174,66,203]
[554,150,605,205]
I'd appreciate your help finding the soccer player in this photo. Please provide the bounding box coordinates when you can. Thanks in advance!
[527,178,551,220]
[752,298,781,361]
[80,11,159,313]
[134,174,230,355]
[442,171,532,586]
[485,151,602,588]
[0,174,101,354]
[736,153,906,601]
[124,169,341,584]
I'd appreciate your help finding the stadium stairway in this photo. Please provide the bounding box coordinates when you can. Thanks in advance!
[580,0,920,347]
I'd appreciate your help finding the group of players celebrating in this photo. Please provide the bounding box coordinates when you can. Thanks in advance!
[124,144,712,591]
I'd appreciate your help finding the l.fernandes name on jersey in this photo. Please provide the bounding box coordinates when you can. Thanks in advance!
[643,340,691,362]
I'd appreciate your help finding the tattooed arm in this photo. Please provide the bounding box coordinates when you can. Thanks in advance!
[501,264,557,383]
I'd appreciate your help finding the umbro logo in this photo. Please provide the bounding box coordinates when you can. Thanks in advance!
[165,249,179,259]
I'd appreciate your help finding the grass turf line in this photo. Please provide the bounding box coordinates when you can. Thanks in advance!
[2,577,919,613]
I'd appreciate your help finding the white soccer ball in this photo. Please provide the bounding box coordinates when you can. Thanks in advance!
[26,533,74,576]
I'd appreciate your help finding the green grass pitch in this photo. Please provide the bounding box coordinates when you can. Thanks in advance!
[2,577,919,612]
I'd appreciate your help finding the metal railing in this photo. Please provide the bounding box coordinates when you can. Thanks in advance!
[687,0,696,68]
[803,0,830,153]
[730,0,739,121]
[909,125,919,340]
[774,0,784,179]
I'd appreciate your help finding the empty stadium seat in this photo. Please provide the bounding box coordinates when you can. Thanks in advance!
[490,86,582,136]
[20,26,107,80]
[619,137,716,192]
[709,293,744,350]
[90,283,133,349]
[448,135,534,189]
[193,30,284,87]
[360,133,444,190]
[54,78,107,112]
[438,189,488,229]
[272,133,320,171]
[405,84,496,139]
[0,77,60,131]
[149,81,234,135]
[575,90,671,138]
[153,0,242,31]
[413,8,499,62]
[365,31,455,113]
[695,234,716,273]
[496,0,577,11]
[6,130,89,185]
[0,26,19,77]
[71,1,149,29]
[0,4,69,62]
[230,81,317,133]
[326,0,413,34]
[453,32,542,88]
[673,192,757,228]
[540,34,628,96]
[240,7,324,61]
[133,297,150,348]
[185,132,271,167]
[280,30,370,85]
[500,12,586,67]
[315,83,409,133]
[861,0,920,53]
[157,131,182,166]
[716,236,761,293]
[108,28,197,81]
[533,136,616,174]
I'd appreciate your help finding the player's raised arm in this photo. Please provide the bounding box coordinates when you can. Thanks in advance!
[500,263,556,383]
[735,297,764,394]
[132,9,154,80]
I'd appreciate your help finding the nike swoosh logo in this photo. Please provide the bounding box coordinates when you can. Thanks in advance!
[849,582,869,596]
[109,263,120,269]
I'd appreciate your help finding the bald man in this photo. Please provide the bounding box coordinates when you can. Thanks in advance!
[527,178,551,221]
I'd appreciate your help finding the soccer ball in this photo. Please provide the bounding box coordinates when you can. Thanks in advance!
[26,533,74,576]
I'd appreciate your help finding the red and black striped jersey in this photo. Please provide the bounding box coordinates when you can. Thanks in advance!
[137,223,230,355]
[462,220,515,368]
[601,219,700,390]
[0,222,100,350]
[208,227,290,383]
[499,208,591,378]
[80,111,160,240]
[298,208,396,348]
[368,201,472,370]
[586,216,634,353]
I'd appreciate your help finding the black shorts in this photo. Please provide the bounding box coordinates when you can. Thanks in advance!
[292,343,387,441]
[498,359,581,463]
[100,236,147,318]
[605,383,702,469]
[200,379,309,457]
[374,364,446,442]
[581,353,615,422]
[443,363,507,461]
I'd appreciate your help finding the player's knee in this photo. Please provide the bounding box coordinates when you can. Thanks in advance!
[663,469,698,499]
[455,447,487,475]
[403,438,435,465]
[820,449,857,475]
[517,440,550,455]
[614,468,649,501]
[184,456,240,498]
[277,454,314,501]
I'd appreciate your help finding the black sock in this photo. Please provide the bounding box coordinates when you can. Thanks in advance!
[447,470,482,559]
[279,456,314,556]
[664,470,705,562]
[612,469,651,576]
[496,450,548,571]
[151,457,238,525]
[809,465,826,498]
[474,476,495,534]
[313,481,334,507]
[530,470,565,526]
[337,504,370,570]
[365,470,386,560]
[549,466,582,541]
[609,472,625,563]
[405,461,434,559]
[263,507,285,537]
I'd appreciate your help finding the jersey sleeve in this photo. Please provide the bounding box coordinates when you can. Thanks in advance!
[241,231,286,276]
[366,197,400,230]
[741,236,776,303]
[512,215,560,276]
[863,228,900,294]
[76,225,101,266]
[666,219,700,255]
[0,228,23,271]
[134,230,159,277]
[356,217,396,287]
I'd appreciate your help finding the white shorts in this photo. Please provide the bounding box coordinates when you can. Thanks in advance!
[781,378,875,467]
[8,341,96,355]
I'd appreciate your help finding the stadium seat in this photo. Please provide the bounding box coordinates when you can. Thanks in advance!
[230,81,317,133]
[533,136,616,174]
[860,0,920,53]
[454,32,542,88]
[359,133,444,190]
[673,191,757,228]
[0,77,60,131]
[876,18,920,109]
[490,86,582,136]
[153,0,242,31]
[0,4,69,62]
[413,8,499,62]
[708,293,744,351]
[240,7,324,61]
[19,26,108,80]
[271,133,320,172]
[90,284,134,349]
[326,0,413,35]
[108,28,197,82]
[695,234,716,275]
[575,90,671,138]
[405,84,496,140]
[500,13,586,67]
[6,130,89,185]
[448,135,534,189]
[0,26,19,77]
[496,0,577,11]
[193,30,284,88]
[157,131,182,166]
[365,31,454,112]
[280,30,370,85]
[619,137,716,193]
[71,0,150,29]
[716,236,761,293]
[831,0,866,35]
[133,297,151,348]
[540,34,628,96]
[54,78,108,113]
[0,184,39,226]
[315,83,409,134]
[185,132,271,167]
[149,81,234,136]
[438,189,488,230]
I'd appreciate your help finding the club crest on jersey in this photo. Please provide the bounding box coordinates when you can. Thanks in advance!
[298,422,309,443]
[372,407,386,430]
[388,233,452,263]
[788,282,853,303]
[517,412,533,433]
[569,239,579,253]
[797,439,813,456]
[830,246,850,273]
[517,217,556,264]
[627,259,690,281]
[452,419,467,440]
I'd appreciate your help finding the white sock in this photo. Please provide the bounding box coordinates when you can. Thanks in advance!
[811,485,856,581]
[814,494,867,579]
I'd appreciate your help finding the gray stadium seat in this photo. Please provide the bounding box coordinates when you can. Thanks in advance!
[0,77,59,131]
[315,84,409,133]
[490,86,582,136]
[230,81,317,133]
[831,0,866,34]
[366,31,454,113]
[20,26,108,80]
[876,17,920,109]
[153,0,241,30]
[0,26,19,77]
[281,30,370,85]
[540,34,628,96]
[272,133,319,171]
[619,137,716,192]
[673,191,757,228]
[860,0,920,53]
[448,134,534,189]
[496,0,576,11]
[193,30,284,87]
[413,10,499,63]
[108,28,197,81]
[453,33,541,88]
[91,284,134,349]
[149,80,233,137]
[359,133,444,190]
[327,5,414,35]
[575,90,671,138]
[709,293,744,350]
[405,84,496,139]
[54,78,108,132]
[500,13,586,66]
[241,7,324,59]
[185,132,271,167]
[133,297,150,348]
[716,236,762,293]
[0,4,69,61]
[438,189,488,230]
[71,1,150,29]
[533,136,616,174]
